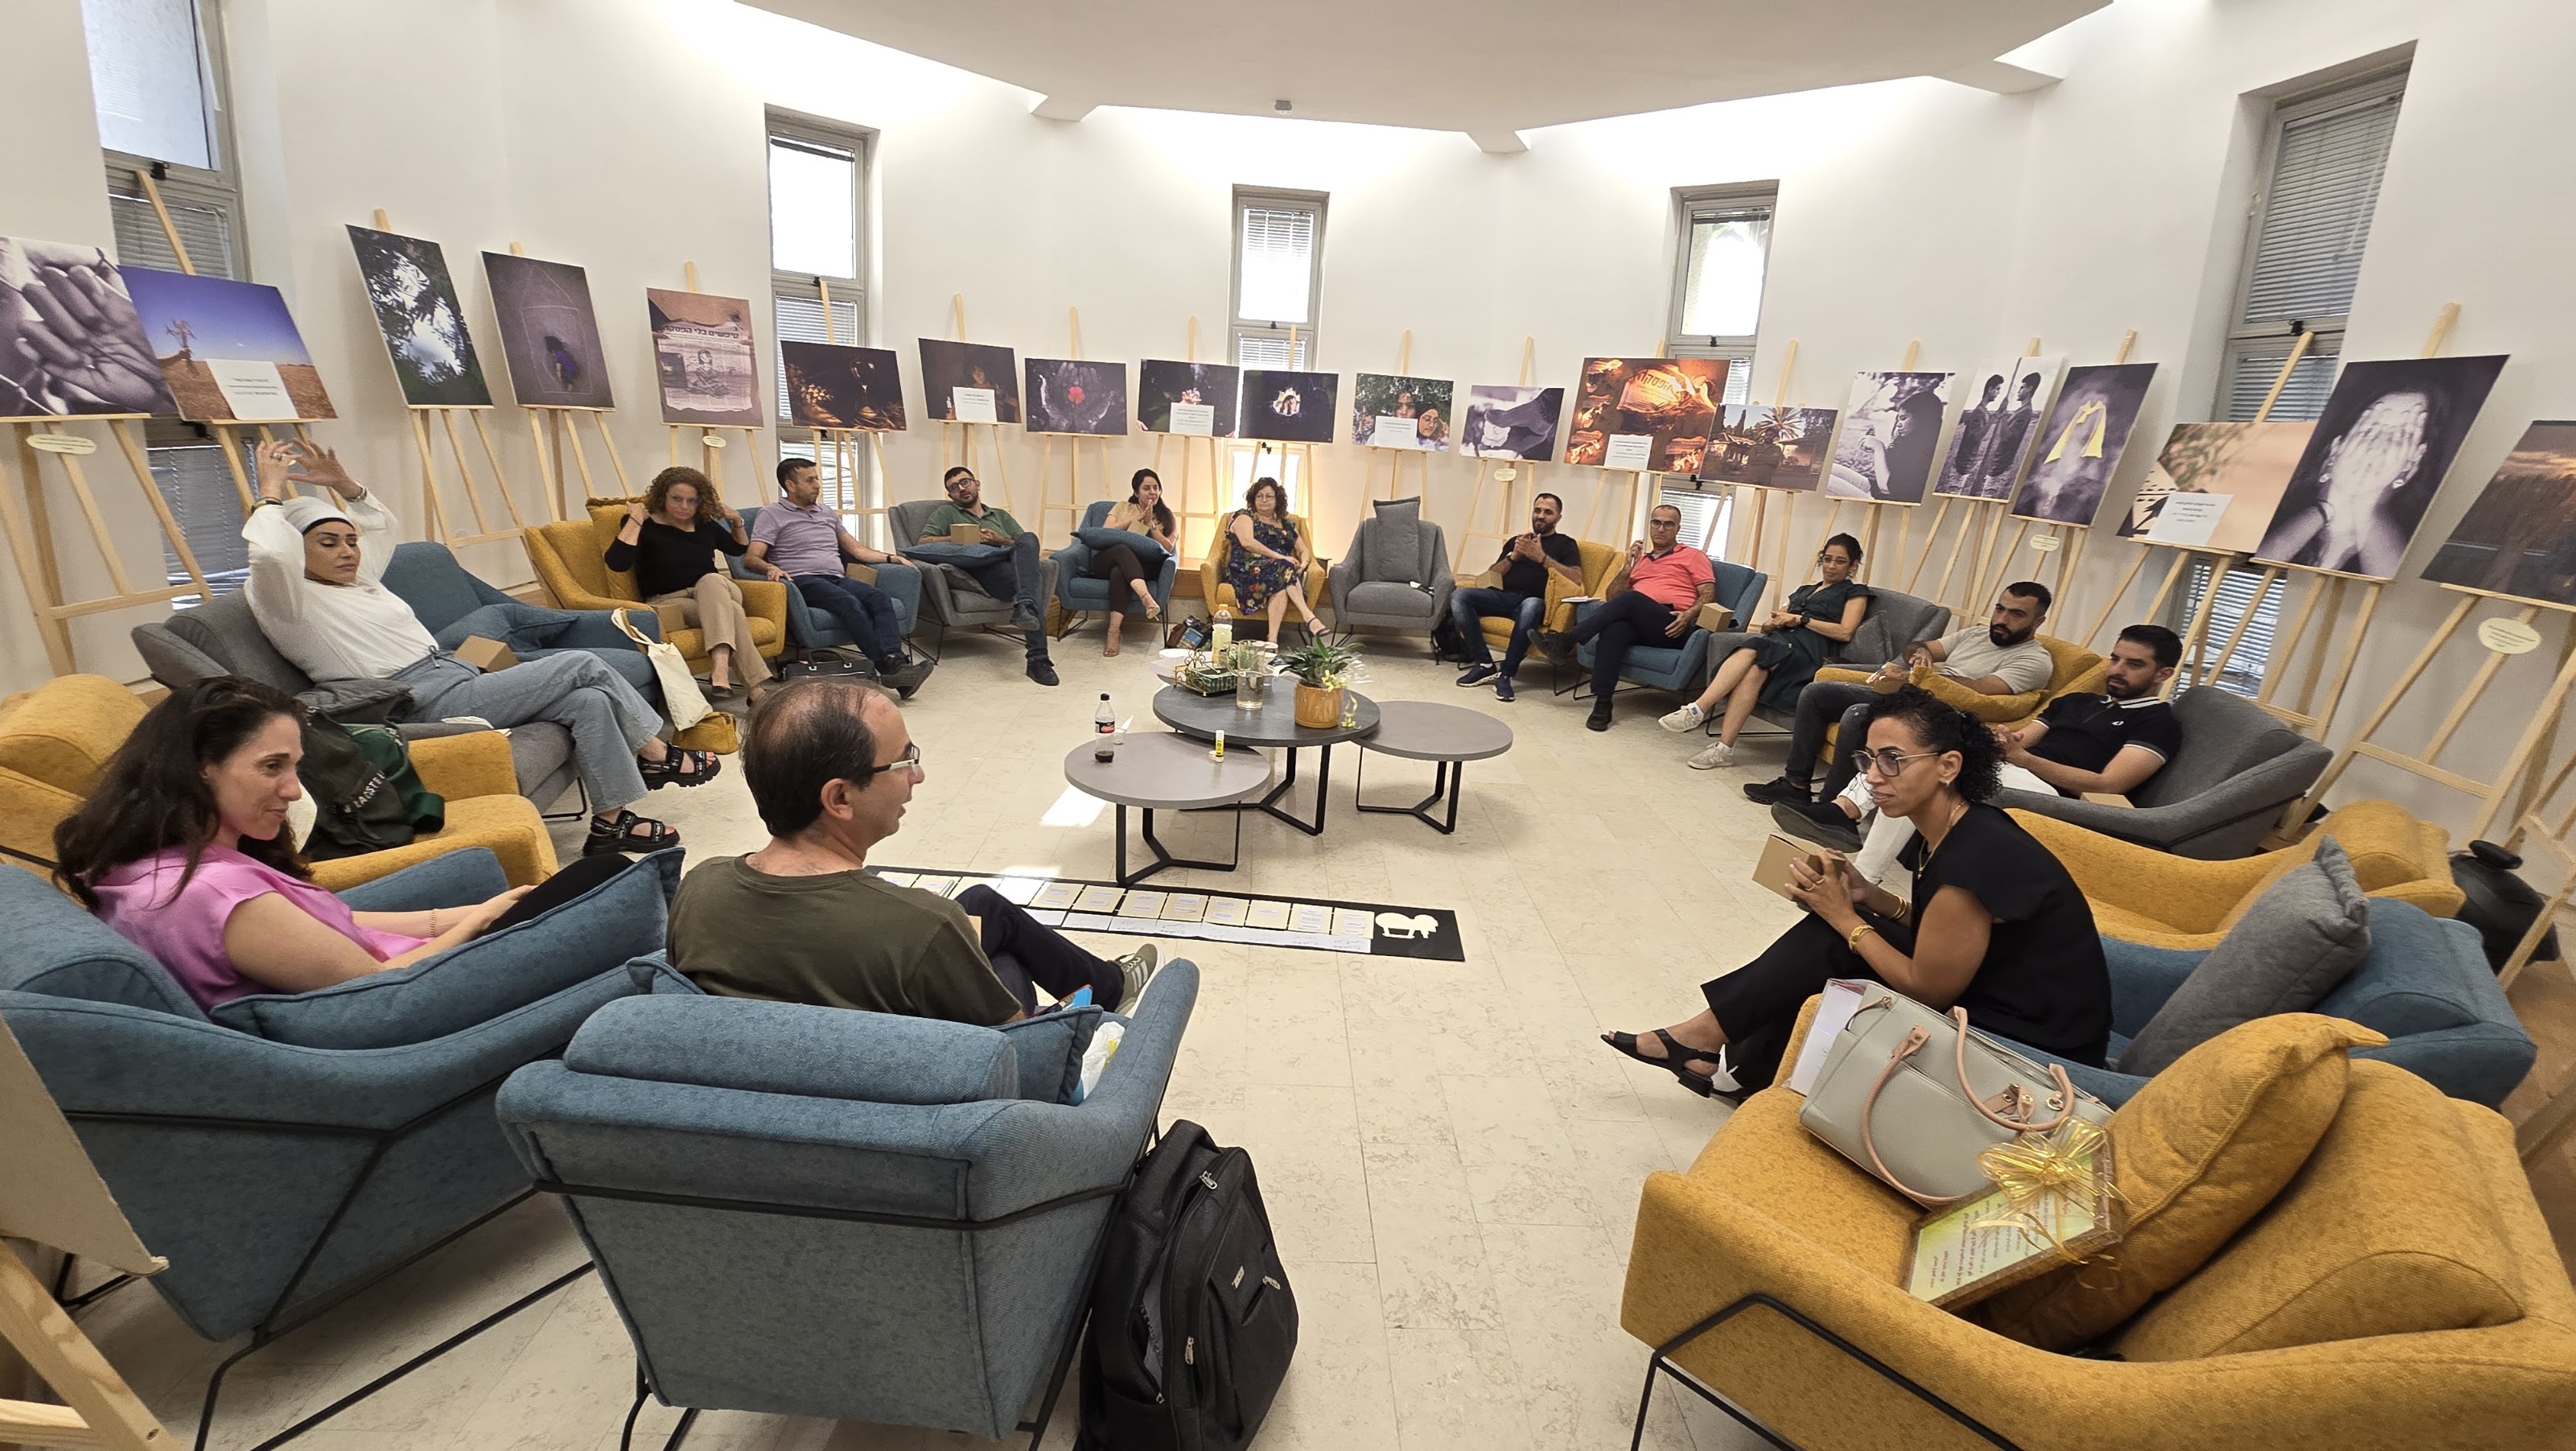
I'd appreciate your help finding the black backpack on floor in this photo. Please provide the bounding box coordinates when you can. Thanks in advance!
[1078,1120,1298,1451]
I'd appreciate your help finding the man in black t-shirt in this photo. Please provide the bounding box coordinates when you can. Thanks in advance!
[1450,492,1586,702]
[1772,625,2183,878]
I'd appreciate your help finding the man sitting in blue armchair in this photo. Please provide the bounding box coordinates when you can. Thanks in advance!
[746,458,935,695]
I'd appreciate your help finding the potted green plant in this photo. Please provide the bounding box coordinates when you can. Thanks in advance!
[1277,633,1361,728]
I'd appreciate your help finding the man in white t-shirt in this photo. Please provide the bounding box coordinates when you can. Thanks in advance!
[1743,582,2058,806]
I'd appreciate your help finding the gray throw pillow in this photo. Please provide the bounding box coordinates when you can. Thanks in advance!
[998,1005,1106,1102]
[2117,836,2372,1076]
[1372,497,1425,583]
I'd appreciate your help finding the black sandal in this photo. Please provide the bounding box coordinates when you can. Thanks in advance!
[640,747,721,789]
[584,809,681,857]
[1602,1029,1730,1099]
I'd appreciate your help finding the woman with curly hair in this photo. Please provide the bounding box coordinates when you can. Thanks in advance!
[607,466,771,702]
[1603,686,2110,1096]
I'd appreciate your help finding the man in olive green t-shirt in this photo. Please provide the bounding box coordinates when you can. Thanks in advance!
[919,466,1056,686]
[667,678,1156,1020]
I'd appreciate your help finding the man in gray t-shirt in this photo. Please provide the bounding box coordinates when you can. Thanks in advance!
[1744,582,2059,806]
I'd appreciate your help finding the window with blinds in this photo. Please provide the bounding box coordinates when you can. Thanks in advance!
[2187,64,2407,695]
[1232,190,1326,369]
[767,113,873,518]
[1658,485,1736,562]
[1669,184,1779,409]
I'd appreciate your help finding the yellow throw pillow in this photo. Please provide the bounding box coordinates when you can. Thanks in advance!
[1975,1013,2386,1350]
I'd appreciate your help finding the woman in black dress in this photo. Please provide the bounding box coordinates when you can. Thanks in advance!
[606,467,769,701]
[1607,686,2110,1096]
[1663,532,1874,769]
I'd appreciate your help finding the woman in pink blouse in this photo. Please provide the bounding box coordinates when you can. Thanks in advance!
[56,678,619,1011]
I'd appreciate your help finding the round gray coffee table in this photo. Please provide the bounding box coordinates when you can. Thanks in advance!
[1062,733,1271,885]
[1151,685,1380,836]
[1353,701,1515,834]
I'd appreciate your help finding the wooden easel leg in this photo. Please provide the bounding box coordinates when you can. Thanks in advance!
[469,412,525,530]
[2287,593,2479,829]
[526,411,559,520]
[1903,497,1950,594]
[212,424,257,513]
[2083,545,2152,649]
[591,412,632,496]
[2201,567,2283,690]
[410,411,449,542]
[0,432,74,676]
[0,1249,168,1451]
[2471,640,2576,841]
[113,421,210,600]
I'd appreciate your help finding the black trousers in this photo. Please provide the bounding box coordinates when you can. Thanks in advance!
[1570,592,1677,703]
[957,533,1050,662]
[1700,911,1913,1093]
[1784,681,1879,791]
[484,851,634,934]
[958,883,1125,1012]
[1087,543,1151,614]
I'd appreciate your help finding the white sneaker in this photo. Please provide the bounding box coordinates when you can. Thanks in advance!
[1658,703,1706,732]
[1687,741,1735,770]
[1115,944,1160,1008]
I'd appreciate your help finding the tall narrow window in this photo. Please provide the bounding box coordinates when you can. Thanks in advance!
[1231,189,1326,369]
[2187,65,2408,694]
[767,114,872,518]
[84,0,246,596]
[1667,185,1776,408]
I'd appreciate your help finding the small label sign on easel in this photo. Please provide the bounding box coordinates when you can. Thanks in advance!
[701,432,727,448]
[952,387,998,424]
[2031,534,2062,553]
[1168,402,1215,435]
[2479,617,2543,656]
[26,434,97,455]
[1603,434,1653,470]
[1372,415,1418,448]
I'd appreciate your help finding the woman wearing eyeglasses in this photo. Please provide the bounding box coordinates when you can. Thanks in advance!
[1659,532,1873,769]
[1603,686,2109,1098]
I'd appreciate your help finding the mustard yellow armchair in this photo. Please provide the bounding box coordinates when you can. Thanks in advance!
[1817,633,2105,729]
[1198,511,1327,616]
[2014,799,2462,950]
[525,501,787,675]
[1455,538,1621,652]
[0,675,555,892]
[1620,1015,2576,1450]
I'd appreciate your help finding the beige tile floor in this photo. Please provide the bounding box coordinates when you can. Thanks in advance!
[64,625,2576,1449]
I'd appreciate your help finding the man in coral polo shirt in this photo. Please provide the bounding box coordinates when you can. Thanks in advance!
[1538,503,1715,731]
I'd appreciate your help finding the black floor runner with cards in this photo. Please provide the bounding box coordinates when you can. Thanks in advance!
[868,868,1465,960]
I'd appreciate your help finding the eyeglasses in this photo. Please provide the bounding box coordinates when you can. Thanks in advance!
[1858,748,1940,778]
[948,476,977,489]
[858,742,924,781]
[1817,552,1853,566]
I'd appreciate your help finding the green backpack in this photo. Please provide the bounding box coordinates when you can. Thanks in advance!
[298,715,446,860]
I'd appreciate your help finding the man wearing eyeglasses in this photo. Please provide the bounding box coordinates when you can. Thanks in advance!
[1535,503,1714,731]
[919,466,1059,686]
[667,678,1158,1021]
[1743,581,2059,808]
[1773,625,2183,880]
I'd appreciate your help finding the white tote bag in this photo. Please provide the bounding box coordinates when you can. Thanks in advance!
[612,608,712,731]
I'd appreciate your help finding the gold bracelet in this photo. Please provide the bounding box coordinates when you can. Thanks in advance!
[1847,923,1878,952]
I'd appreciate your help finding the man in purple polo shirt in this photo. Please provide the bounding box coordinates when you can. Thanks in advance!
[747,458,935,695]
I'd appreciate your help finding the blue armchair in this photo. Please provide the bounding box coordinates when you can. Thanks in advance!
[497,960,1200,1445]
[1051,500,1179,637]
[2009,900,2535,1110]
[1574,559,1769,699]
[730,505,924,662]
[380,540,660,703]
[0,850,688,1395]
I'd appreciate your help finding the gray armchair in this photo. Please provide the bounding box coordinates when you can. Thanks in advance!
[1995,685,2333,859]
[1328,497,1452,636]
[497,961,1200,1445]
[889,497,1057,653]
[380,539,660,700]
[1717,583,1953,732]
[132,587,585,807]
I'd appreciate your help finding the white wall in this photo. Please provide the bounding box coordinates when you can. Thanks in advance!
[7,0,2574,838]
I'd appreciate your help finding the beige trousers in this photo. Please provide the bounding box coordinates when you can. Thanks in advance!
[651,573,771,685]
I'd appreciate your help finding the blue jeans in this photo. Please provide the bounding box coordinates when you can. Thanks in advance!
[396,651,660,810]
[957,533,1049,663]
[1451,587,1544,676]
[792,573,905,666]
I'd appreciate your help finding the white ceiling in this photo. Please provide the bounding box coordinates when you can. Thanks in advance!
[747,0,2099,148]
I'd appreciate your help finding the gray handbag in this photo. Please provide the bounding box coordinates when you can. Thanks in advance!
[1799,990,2110,1206]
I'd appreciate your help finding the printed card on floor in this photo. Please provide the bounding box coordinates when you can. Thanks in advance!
[1074,884,1126,913]
[1332,908,1375,940]
[1204,897,1249,926]
[1119,890,1168,918]
[1032,880,1084,911]
[1162,893,1209,921]
[911,875,960,898]
[988,876,1047,905]
[876,872,918,888]
[1246,900,1290,930]
[1288,904,1332,935]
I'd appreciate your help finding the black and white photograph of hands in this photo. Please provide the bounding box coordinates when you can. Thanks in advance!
[0,237,179,418]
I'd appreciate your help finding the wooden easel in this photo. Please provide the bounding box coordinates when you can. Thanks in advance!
[1972,330,2139,628]
[362,211,526,550]
[934,293,1018,521]
[0,420,212,676]
[1576,338,1664,550]
[0,1017,171,1450]
[130,167,325,514]
[1033,307,1112,545]
[1360,331,1432,503]
[2198,307,2460,732]
[658,262,767,503]
[493,243,632,523]
[796,278,894,547]
[1455,336,1541,572]
[1150,317,1226,564]
[1933,337,2044,619]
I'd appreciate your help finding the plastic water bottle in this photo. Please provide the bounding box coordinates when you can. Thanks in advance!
[1212,606,1233,650]
[1095,693,1115,734]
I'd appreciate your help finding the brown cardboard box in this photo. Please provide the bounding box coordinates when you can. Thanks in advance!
[1692,602,1736,633]
[1752,832,1825,903]
[454,635,519,672]
[949,521,982,545]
